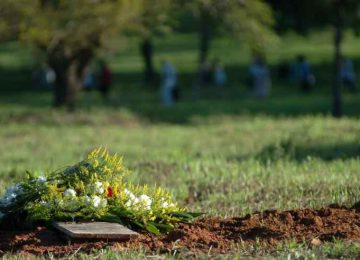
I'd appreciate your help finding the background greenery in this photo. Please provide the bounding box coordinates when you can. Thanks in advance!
[0,30,360,258]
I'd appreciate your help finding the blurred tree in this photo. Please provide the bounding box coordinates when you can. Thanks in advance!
[0,0,139,110]
[266,0,360,117]
[137,0,175,85]
[184,0,277,64]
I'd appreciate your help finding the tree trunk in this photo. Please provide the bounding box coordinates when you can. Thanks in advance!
[332,0,343,117]
[49,48,92,111]
[140,38,155,85]
[49,48,69,108]
[199,9,211,64]
[65,60,83,111]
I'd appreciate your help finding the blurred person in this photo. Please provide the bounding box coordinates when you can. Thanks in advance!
[99,61,112,100]
[248,55,271,97]
[213,59,227,87]
[161,60,177,106]
[296,55,315,93]
[199,60,212,86]
[83,65,95,91]
[341,58,357,92]
[32,67,45,88]
[140,38,155,84]
[32,63,55,89]
[45,66,56,87]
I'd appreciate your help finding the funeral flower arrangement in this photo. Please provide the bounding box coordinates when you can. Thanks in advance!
[0,148,200,234]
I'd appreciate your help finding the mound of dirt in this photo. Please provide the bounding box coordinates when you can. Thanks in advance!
[1,205,360,257]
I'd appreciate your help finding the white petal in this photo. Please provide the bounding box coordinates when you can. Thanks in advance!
[64,189,76,197]
[37,176,47,183]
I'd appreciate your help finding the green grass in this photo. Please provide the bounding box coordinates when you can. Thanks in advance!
[0,30,360,258]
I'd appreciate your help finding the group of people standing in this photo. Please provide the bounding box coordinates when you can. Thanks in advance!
[249,54,358,98]
[32,60,113,100]
[197,59,227,88]
[278,55,357,93]
[160,58,228,106]
[248,54,317,97]
[33,53,357,107]
[83,61,112,100]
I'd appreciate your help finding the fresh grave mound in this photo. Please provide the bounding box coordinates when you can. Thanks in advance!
[1,205,360,256]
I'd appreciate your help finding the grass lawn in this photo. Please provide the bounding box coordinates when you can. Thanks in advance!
[0,31,360,258]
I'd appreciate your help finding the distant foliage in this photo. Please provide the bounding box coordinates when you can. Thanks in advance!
[0,0,139,51]
[188,0,278,51]
[137,0,175,38]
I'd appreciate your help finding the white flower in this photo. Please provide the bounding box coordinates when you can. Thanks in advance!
[160,199,175,208]
[63,188,76,197]
[91,196,107,208]
[92,196,101,207]
[4,184,22,198]
[124,189,136,200]
[139,194,152,210]
[85,195,91,204]
[95,181,104,194]
[139,194,151,204]
[125,195,139,208]
[124,189,131,196]
[129,193,136,200]
[37,176,47,183]
[39,201,50,208]
[1,193,17,206]
[124,192,152,210]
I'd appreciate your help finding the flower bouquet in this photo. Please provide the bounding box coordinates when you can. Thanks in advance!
[0,148,201,234]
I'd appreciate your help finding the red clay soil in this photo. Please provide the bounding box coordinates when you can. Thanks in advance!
[1,205,360,257]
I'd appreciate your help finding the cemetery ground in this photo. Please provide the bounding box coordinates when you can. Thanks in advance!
[1,31,360,258]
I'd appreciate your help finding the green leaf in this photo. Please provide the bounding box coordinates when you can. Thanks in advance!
[100,214,123,224]
[170,212,194,219]
[153,222,174,233]
[26,171,34,180]
[185,212,205,218]
[169,212,204,223]
[145,222,161,235]
[131,220,145,229]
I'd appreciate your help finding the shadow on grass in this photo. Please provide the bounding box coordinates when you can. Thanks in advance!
[254,138,360,162]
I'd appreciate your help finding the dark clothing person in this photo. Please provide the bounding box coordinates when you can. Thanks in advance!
[248,56,271,97]
[341,59,357,92]
[199,61,212,85]
[99,64,112,98]
[141,39,154,83]
[296,55,315,93]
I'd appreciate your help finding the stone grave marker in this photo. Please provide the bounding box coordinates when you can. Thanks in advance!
[53,222,139,241]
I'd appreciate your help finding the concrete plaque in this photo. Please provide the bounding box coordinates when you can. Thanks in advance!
[53,221,139,240]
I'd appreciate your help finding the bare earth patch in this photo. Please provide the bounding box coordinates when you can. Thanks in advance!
[1,205,360,257]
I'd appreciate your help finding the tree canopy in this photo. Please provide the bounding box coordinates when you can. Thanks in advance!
[184,0,277,62]
[266,0,360,34]
[0,0,140,109]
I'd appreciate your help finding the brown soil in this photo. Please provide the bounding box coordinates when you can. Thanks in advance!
[1,205,360,257]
